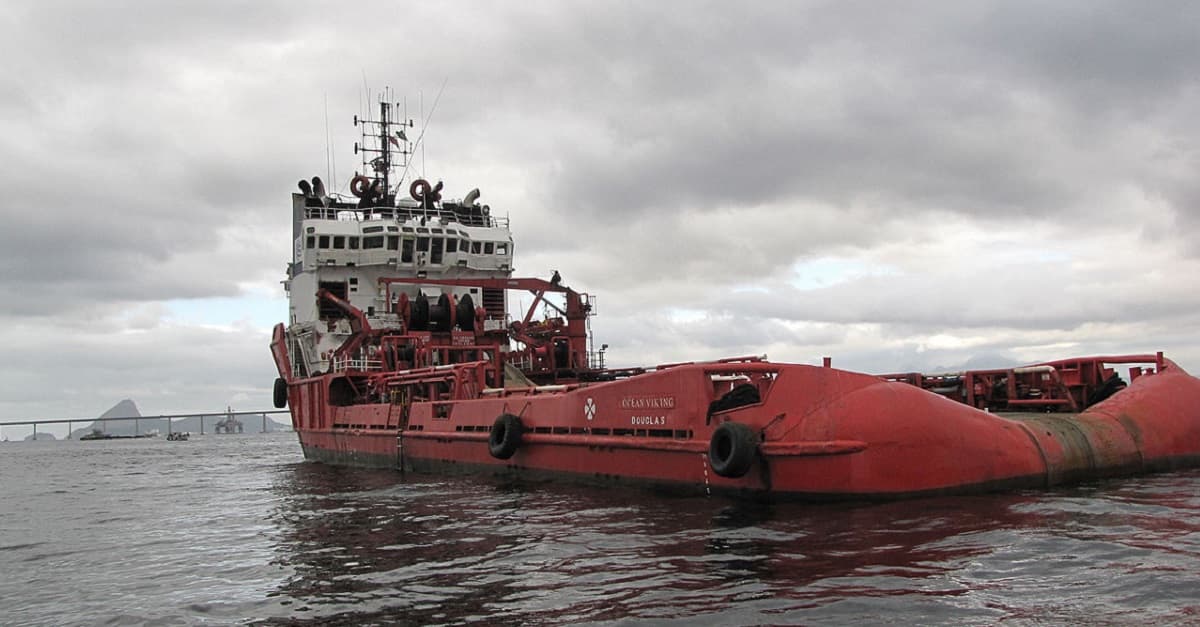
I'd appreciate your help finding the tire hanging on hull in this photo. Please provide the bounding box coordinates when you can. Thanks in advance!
[489,413,524,460]
[273,377,288,409]
[709,421,758,478]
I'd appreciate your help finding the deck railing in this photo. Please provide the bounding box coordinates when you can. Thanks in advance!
[304,205,509,230]
[332,357,383,372]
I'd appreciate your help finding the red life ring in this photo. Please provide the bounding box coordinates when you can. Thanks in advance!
[410,178,431,201]
[350,175,371,198]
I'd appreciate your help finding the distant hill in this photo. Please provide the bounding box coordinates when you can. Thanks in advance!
[929,353,1023,373]
[69,400,290,439]
[100,399,140,420]
[24,432,57,441]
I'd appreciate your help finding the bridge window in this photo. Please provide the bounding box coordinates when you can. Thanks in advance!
[431,238,444,264]
[446,238,458,253]
[472,241,482,254]
[417,237,430,252]
[349,237,359,250]
[318,235,330,248]
[364,236,384,249]
[333,236,345,249]
[485,242,494,255]
[387,235,399,250]
[363,226,384,234]
[401,238,414,263]
[306,236,315,249]
[496,243,508,255]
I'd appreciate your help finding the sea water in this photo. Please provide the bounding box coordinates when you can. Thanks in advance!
[2,433,1199,625]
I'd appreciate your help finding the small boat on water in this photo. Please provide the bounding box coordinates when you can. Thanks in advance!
[166,432,190,441]
[270,92,1200,500]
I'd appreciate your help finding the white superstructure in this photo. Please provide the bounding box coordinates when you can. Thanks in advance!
[282,93,515,377]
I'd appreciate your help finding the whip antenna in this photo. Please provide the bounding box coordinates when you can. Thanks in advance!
[324,93,333,189]
[395,77,448,194]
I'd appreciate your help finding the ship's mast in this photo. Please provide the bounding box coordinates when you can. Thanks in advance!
[354,90,414,202]
[379,100,392,192]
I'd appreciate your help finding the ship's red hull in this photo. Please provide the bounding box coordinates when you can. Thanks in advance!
[274,102,1200,500]
[283,358,1200,500]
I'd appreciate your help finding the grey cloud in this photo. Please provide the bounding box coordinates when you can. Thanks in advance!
[3,1,1200,419]
[472,1,1200,227]
[972,1,1200,104]
[0,319,274,419]
[729,263,1200,331]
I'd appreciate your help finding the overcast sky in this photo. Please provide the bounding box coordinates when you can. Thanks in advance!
[2,1,1199,433]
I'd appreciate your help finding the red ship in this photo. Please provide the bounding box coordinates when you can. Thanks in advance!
[271,94,1200,499]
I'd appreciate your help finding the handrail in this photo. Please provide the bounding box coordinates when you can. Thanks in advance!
[303,205,510,230]
[332,357,382,372]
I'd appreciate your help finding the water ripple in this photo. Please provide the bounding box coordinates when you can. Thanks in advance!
[4,437,1200,625]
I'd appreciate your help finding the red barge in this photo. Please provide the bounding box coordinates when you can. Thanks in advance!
[271,95,1200,499]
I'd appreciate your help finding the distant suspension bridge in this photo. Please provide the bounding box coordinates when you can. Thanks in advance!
[0,409,291,441]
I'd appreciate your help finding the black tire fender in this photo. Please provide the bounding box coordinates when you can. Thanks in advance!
[273,377,288,409]
[708,421,758,478]
[488,413,523,460]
